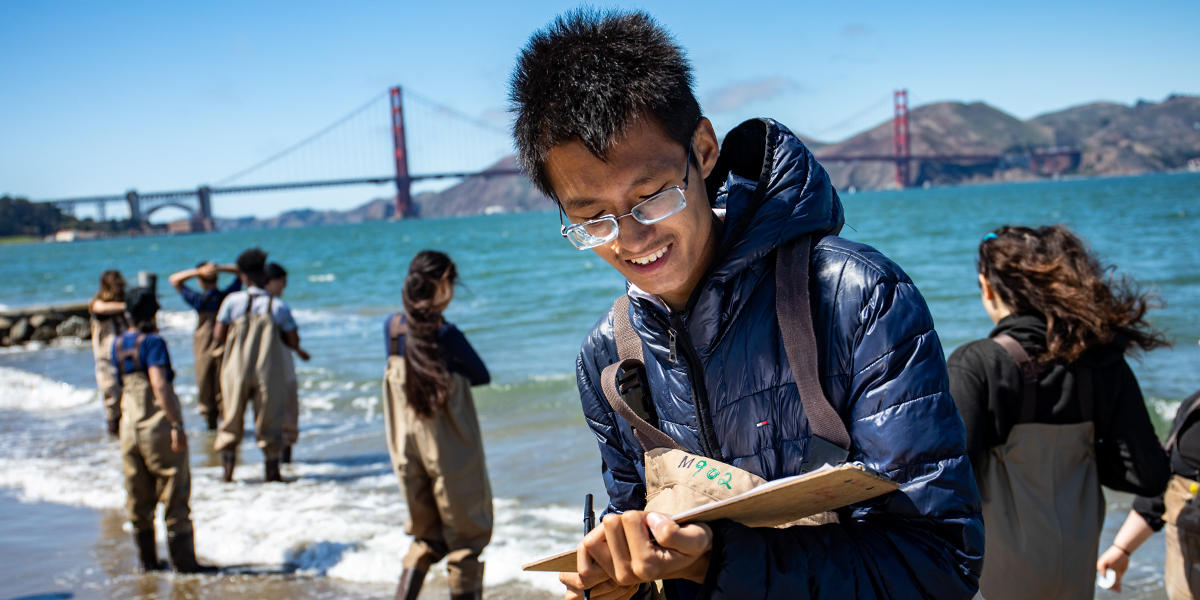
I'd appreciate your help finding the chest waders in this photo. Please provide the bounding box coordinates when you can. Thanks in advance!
[193,311,222,431]
[115,333,213,573]
[213,293,294,483]
[92,312,128,436]
[382,314,492,600]
[977,334,1101,600]
[600,235,850,600]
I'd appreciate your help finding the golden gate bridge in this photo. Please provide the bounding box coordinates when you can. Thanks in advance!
[34,87,1080,232]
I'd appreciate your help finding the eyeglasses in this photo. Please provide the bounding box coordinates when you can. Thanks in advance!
[559,144,693,250]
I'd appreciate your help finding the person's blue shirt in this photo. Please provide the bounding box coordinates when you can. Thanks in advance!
[178,278,242,313]
[383,312,490,386]
[111,331,174,385]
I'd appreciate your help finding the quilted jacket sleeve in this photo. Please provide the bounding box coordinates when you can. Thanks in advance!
[700,263,984,599]
[577,313,647,516]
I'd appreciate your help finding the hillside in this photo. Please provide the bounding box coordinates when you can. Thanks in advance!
[214,94,1200,227]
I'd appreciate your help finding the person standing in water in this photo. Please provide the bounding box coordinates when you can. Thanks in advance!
[113,286,215,573]
[1097,338,1200,598]
[211,248,301,483]
[168,261,242,430]
[383,250,492,600]
[948,225,1170,600]
[89,269,127,437]
[264,261,309,464]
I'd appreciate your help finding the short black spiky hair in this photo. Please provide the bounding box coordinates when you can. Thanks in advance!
[510,9,701,198]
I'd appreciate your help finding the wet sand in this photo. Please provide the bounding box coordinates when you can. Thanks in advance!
[0,491,557,600]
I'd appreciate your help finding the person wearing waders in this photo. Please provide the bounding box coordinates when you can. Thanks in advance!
[90,269,127,437]
[383,251,492,600]
[113,287,216,573]
[264,261,310,464]
[948,225,1171,600]
[511,11,982,600]
[168,261,242,431]
[1097,338,1200,599]
[211,248,302,483]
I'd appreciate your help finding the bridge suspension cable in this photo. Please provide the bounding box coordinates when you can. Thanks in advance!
[215,90,390,186]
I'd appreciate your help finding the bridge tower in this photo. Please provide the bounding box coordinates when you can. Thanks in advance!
[893,89,911,188]
[390,86,415,219]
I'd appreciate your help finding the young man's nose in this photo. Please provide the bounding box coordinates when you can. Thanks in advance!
[616,218,656,250]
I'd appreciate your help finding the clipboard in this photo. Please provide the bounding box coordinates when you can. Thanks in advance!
[523,463,898,572]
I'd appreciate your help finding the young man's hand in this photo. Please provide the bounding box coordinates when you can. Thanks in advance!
[170,428,187,453]
[559,510,712,599]
[297,348,311,361]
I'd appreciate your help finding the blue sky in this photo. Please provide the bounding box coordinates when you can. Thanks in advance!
[2,1,1197,219]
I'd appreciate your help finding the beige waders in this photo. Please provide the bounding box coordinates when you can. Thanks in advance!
[383,355,493,595]
[214,294,296,462]
[91,314,126,429]
[118,350,192,538]
[977,335,1101,600]
[193,311,221,428]
[1164,475,1198,600]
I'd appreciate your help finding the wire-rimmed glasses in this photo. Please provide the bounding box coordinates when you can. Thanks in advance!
[559,144,693,250]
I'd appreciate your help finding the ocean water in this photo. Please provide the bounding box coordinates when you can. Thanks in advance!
[0,171,1197,598]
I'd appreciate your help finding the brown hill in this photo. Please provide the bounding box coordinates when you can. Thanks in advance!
[411,155,550,218]
[1031,95,1200,175]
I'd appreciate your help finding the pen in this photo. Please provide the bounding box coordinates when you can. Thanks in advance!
[583,493,594,600]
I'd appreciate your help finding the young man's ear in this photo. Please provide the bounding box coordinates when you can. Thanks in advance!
[693,118,720,180]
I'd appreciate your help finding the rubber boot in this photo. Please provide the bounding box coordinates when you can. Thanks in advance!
[281,445,292,464]
[221,451,236,483]
[449,590,482,600]
[264,458,282,483]
[167,530,218,574]
[394,567,427,600]
[205,410,218,432]
[134,529,166,572]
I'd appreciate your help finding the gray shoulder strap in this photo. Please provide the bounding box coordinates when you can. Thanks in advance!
[600,295,684,453]
[991,333,1039,423]
[776,235,851,469]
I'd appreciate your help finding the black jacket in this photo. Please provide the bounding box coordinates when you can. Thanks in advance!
[947,313,1169,496]
[1132,390,1200,531]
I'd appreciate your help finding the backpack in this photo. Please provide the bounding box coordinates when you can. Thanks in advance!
[1166,393,1200,596]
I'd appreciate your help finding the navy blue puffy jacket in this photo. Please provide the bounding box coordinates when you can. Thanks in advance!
[575,119,984,599]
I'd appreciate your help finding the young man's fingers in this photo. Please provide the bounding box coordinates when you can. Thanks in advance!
[602,512,637,585]
[646,513,712,557]
[578,527,614,586]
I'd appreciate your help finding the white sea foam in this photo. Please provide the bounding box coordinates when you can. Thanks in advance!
[0,366,96,411]
[307,273,336,283]
[0,365,577,592]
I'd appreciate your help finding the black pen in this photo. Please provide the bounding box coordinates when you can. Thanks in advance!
[583,493,595,600]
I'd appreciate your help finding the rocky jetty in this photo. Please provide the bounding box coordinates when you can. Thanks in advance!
[0,302,91,347]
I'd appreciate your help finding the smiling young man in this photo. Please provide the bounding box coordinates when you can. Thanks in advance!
[511,10,983,600]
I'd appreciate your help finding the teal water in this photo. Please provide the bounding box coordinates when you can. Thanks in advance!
[0,171,1197,597]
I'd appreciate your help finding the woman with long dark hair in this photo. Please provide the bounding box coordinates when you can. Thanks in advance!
[382,250,492,600]
[90,269,128,436]
[949,224,1171,599]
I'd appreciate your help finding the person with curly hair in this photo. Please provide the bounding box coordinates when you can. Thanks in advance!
[949,224,1171,600]
[382,250,491,600]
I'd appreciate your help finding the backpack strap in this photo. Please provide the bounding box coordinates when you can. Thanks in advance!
[388,313,407,356]
[116,333,147,375]
[776,235,851,470]
[991,333,1039,423]
[600,295,685,453]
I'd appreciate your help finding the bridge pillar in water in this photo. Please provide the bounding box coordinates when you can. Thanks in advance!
[390,86,415,219]
[97,199,107,222]
[893,89,911,188]
[126,190,143,223]
[197,186,215,231]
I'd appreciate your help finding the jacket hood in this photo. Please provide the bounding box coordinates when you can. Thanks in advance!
[703,118,844,280]
[991,313,1127,367]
